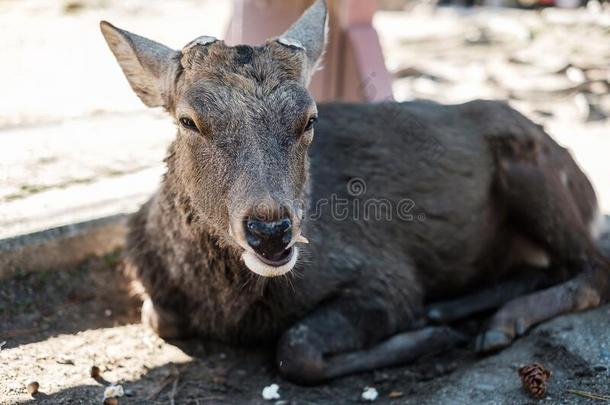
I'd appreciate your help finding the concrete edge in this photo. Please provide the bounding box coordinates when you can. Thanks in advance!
[0,214,608,281]
[0,214,128,279]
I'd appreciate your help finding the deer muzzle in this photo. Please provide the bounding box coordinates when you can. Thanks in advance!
[244,216,293,265]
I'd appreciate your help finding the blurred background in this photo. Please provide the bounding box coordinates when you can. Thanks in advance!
[1,0,609,241]
[1,1,610,403]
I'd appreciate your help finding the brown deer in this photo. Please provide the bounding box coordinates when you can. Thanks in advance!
[100,0,609,385]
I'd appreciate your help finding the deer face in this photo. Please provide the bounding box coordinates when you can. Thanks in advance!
[101,1,328,277]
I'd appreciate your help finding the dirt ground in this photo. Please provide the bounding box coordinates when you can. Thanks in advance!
[2,1,610,404]
[1,1,610,236]
[1,245,610,404]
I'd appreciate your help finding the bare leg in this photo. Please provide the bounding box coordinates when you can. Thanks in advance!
[276,297,464,385]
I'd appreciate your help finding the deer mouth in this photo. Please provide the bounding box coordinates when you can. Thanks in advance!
[256,246,294,266]
[242,246,298,277]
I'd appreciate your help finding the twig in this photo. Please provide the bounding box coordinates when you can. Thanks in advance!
[147,364,184,401]
[148,371,177,400]
[567,389,610,402]
[5,328,38,338]
[169,375,180,405]
[197,396,225,403]
[147,374,174,401]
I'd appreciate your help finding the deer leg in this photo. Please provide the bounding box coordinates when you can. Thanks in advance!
[475,140,610,353]
[426,272,554,324]
[276,297,465,385]
[141,297,193,339]
[320,326,465,379]
[475,265,606,352]
[426,273,548,324]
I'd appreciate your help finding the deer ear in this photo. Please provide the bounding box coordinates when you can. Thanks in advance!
[278,0,328,79]
[100,21,178,108]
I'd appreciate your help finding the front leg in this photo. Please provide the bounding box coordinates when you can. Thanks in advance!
[426,271,555,324]
[276,296,464,385]
[141,296,193,339]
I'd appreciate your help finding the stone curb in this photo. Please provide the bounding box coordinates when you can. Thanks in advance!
[0,214,128,279]
[0,214,607,281]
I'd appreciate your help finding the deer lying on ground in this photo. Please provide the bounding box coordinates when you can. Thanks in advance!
[101,0,609,384]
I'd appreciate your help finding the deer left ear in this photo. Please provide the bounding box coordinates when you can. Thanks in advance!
[277,0,328,82]
[100,21,179,108]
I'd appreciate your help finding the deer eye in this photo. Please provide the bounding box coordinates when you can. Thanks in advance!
[179,117,198,132]
[304,116,317,132]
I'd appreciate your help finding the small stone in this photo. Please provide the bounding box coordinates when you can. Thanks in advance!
[362,387,378,402]
[373,371,390,383]
[475,383,495,391]
[388,391,404,398]
[57,356,74,365]
[103,384,125,399]
[103,398,119,405]
[262,384,280,400]
[566,67,585,83]
[90,365,101,379]
[7,381,21,392]
[26,381,39,396]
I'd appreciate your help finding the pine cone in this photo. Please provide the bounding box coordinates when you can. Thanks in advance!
[518,363,552,399]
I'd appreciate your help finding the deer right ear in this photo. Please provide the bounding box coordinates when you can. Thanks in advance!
[278,0,328,82]
[100,21,178,108]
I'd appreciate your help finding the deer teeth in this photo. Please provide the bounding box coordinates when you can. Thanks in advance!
[295,234,309,244]
[287,233,309,248]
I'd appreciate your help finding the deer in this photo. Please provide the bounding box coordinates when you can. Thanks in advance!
[100,0,609,385]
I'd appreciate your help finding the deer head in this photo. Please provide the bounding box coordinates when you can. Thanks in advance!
[101,0,328,277]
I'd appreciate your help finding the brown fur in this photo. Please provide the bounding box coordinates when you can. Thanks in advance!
[101,0,609,384]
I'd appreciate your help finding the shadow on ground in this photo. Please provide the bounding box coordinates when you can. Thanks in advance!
[0,252,140,348]
[2,228,610,404]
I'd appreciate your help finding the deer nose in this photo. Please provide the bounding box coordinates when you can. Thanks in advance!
[244,216,292,260]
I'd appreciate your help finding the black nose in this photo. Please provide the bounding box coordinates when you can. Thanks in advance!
[244,217,292,261]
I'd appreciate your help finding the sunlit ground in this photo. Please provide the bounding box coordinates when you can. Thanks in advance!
[1,0,609,239]
[1,1,610,403]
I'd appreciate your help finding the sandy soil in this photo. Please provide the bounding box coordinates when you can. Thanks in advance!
[2,1,610,404]
[1,243,610,404]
